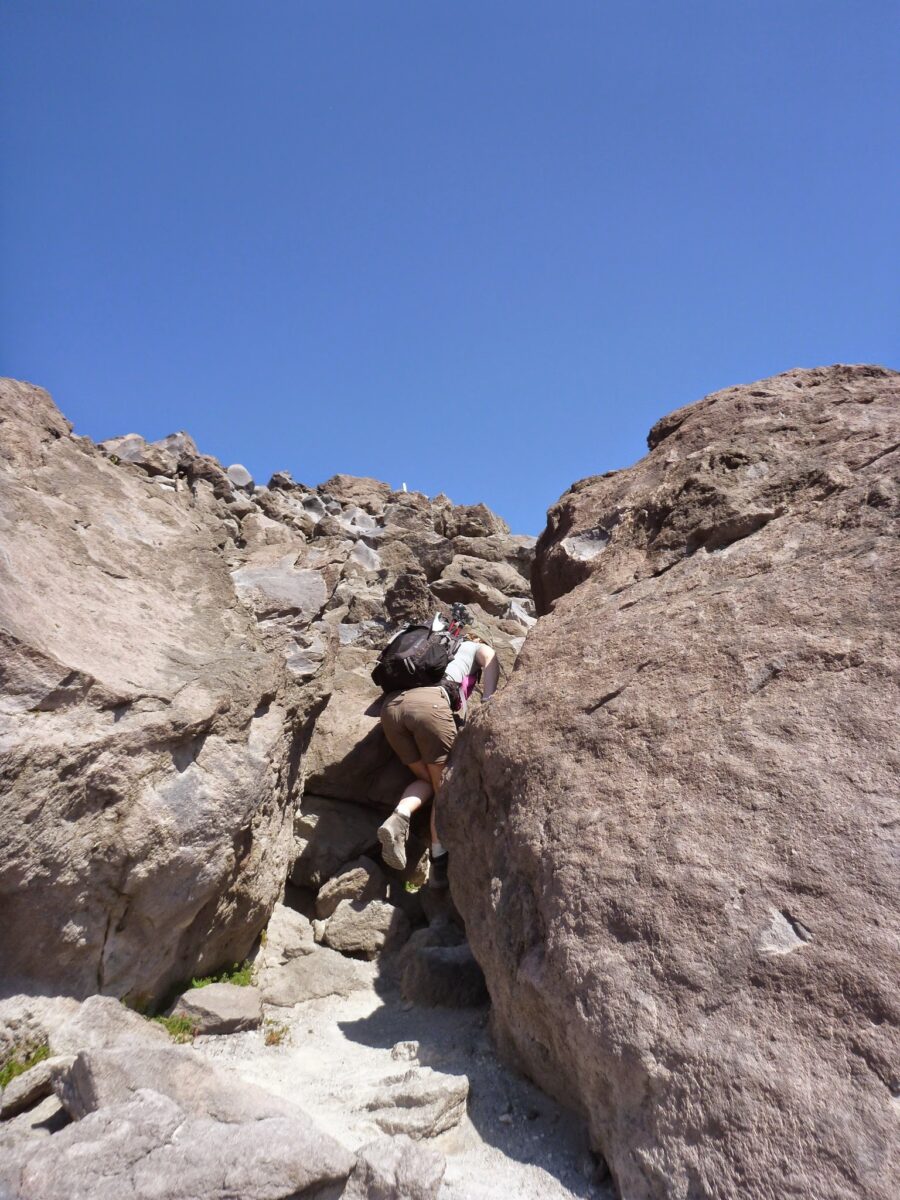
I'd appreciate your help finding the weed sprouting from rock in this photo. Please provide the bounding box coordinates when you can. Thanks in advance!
[190,961,254,989]
[152,1014,198,1043]
[0,1039,50,1088]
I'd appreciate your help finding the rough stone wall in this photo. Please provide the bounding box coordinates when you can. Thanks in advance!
[441,365,900,1200]
[0,379,534,1004]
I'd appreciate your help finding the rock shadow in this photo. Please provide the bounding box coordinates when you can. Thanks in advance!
[338,949,605,1198]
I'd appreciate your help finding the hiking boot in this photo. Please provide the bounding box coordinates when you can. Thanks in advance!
[428,851,449,890]
[377,811,411,871]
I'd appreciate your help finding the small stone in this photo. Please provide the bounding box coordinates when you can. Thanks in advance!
[362,1067,469,1139]
[315,857,387,920]
[226,463,254,489]
[391,1041,420,1062]
[259,904,316,967]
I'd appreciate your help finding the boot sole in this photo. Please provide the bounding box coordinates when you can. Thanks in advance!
[378,821,407,871]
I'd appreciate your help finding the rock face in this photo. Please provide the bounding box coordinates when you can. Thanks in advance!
[0,378,532,1004]
[0,382,320,1004]
[442,366,900,1200]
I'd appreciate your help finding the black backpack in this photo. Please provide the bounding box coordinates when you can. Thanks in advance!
[371,624,461,694]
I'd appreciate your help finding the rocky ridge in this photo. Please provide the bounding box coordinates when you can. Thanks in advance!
[2,365,896,1200]
[0,378,534,1006]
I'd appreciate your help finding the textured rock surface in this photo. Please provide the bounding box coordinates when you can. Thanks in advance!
[316,856,388,919]
[343,1134,446,1200]
[290,795,385,888]
[0,1055,75,1118]
[56,1041,303,1123]
[0,381,323,1004]
[400,940,489,1008]
[322,898,411,960]
[363,1066,469,1139]
[0,1088,352,1200]
[258,938,373,1006]
[168,982,262,1034]
[0,378,531,1003]
[443,365,900,1200]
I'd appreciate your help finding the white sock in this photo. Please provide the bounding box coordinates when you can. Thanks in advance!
[431,840,446,858]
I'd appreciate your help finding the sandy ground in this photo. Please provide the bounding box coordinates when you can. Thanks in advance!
[197,967,613,1200]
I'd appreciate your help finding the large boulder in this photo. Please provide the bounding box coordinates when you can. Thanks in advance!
[0,381,316,1004]
[0,1089,352,1200]
[442,365,900,1200]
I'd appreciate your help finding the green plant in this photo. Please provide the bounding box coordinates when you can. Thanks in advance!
[152,1015,198,1043]
[0,1040,50,1089]
[263,1019,289,1047]
[190,961,254,990]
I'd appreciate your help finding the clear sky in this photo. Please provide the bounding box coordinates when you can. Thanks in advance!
[2,2,897,533]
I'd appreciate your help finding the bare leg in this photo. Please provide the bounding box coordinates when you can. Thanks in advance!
[379,761,433,871]
[395,762,433,818]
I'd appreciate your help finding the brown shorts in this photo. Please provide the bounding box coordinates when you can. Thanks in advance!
[380,686,457,766]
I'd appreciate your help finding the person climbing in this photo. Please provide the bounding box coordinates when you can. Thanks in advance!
[373,618,498,889]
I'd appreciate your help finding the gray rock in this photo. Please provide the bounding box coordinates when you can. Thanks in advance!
[0,382,308,1005]
[323,898,411,960]
[226,462,254,489]
[52,995,170,1055]
[291,795,385,889]
[0,996,80,1064]
[316,856,387,919]
[0,1055,75,1118]
[318,474,392,514]
[231,553,328,620]
[431,556,519,616]
[362,1067,468,1138]
[445,364,900,1200]
[505,598,537,627]
[343,1134,446,1200]
[0,1087,352,1200]
[258,942,371,1006]
[259,902,317,965]
[98,432,188,477]
[390,1041,420,1062]
[168,982,262,1034]
[55,1041,300,1123]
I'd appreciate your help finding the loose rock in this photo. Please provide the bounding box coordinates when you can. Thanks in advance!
[343,1134,446,1200]
[323,899,411,960]
[363,1066,469,1139]
[168,982,262,1035]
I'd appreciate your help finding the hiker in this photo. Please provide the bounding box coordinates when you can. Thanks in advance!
[374,623,498,888]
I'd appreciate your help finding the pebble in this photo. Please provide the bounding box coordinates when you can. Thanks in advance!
[391,1040,420,1062]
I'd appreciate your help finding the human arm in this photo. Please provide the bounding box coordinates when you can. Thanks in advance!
[474,643,499,699]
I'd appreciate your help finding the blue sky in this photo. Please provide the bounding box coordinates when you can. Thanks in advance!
[2,1,897,533]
